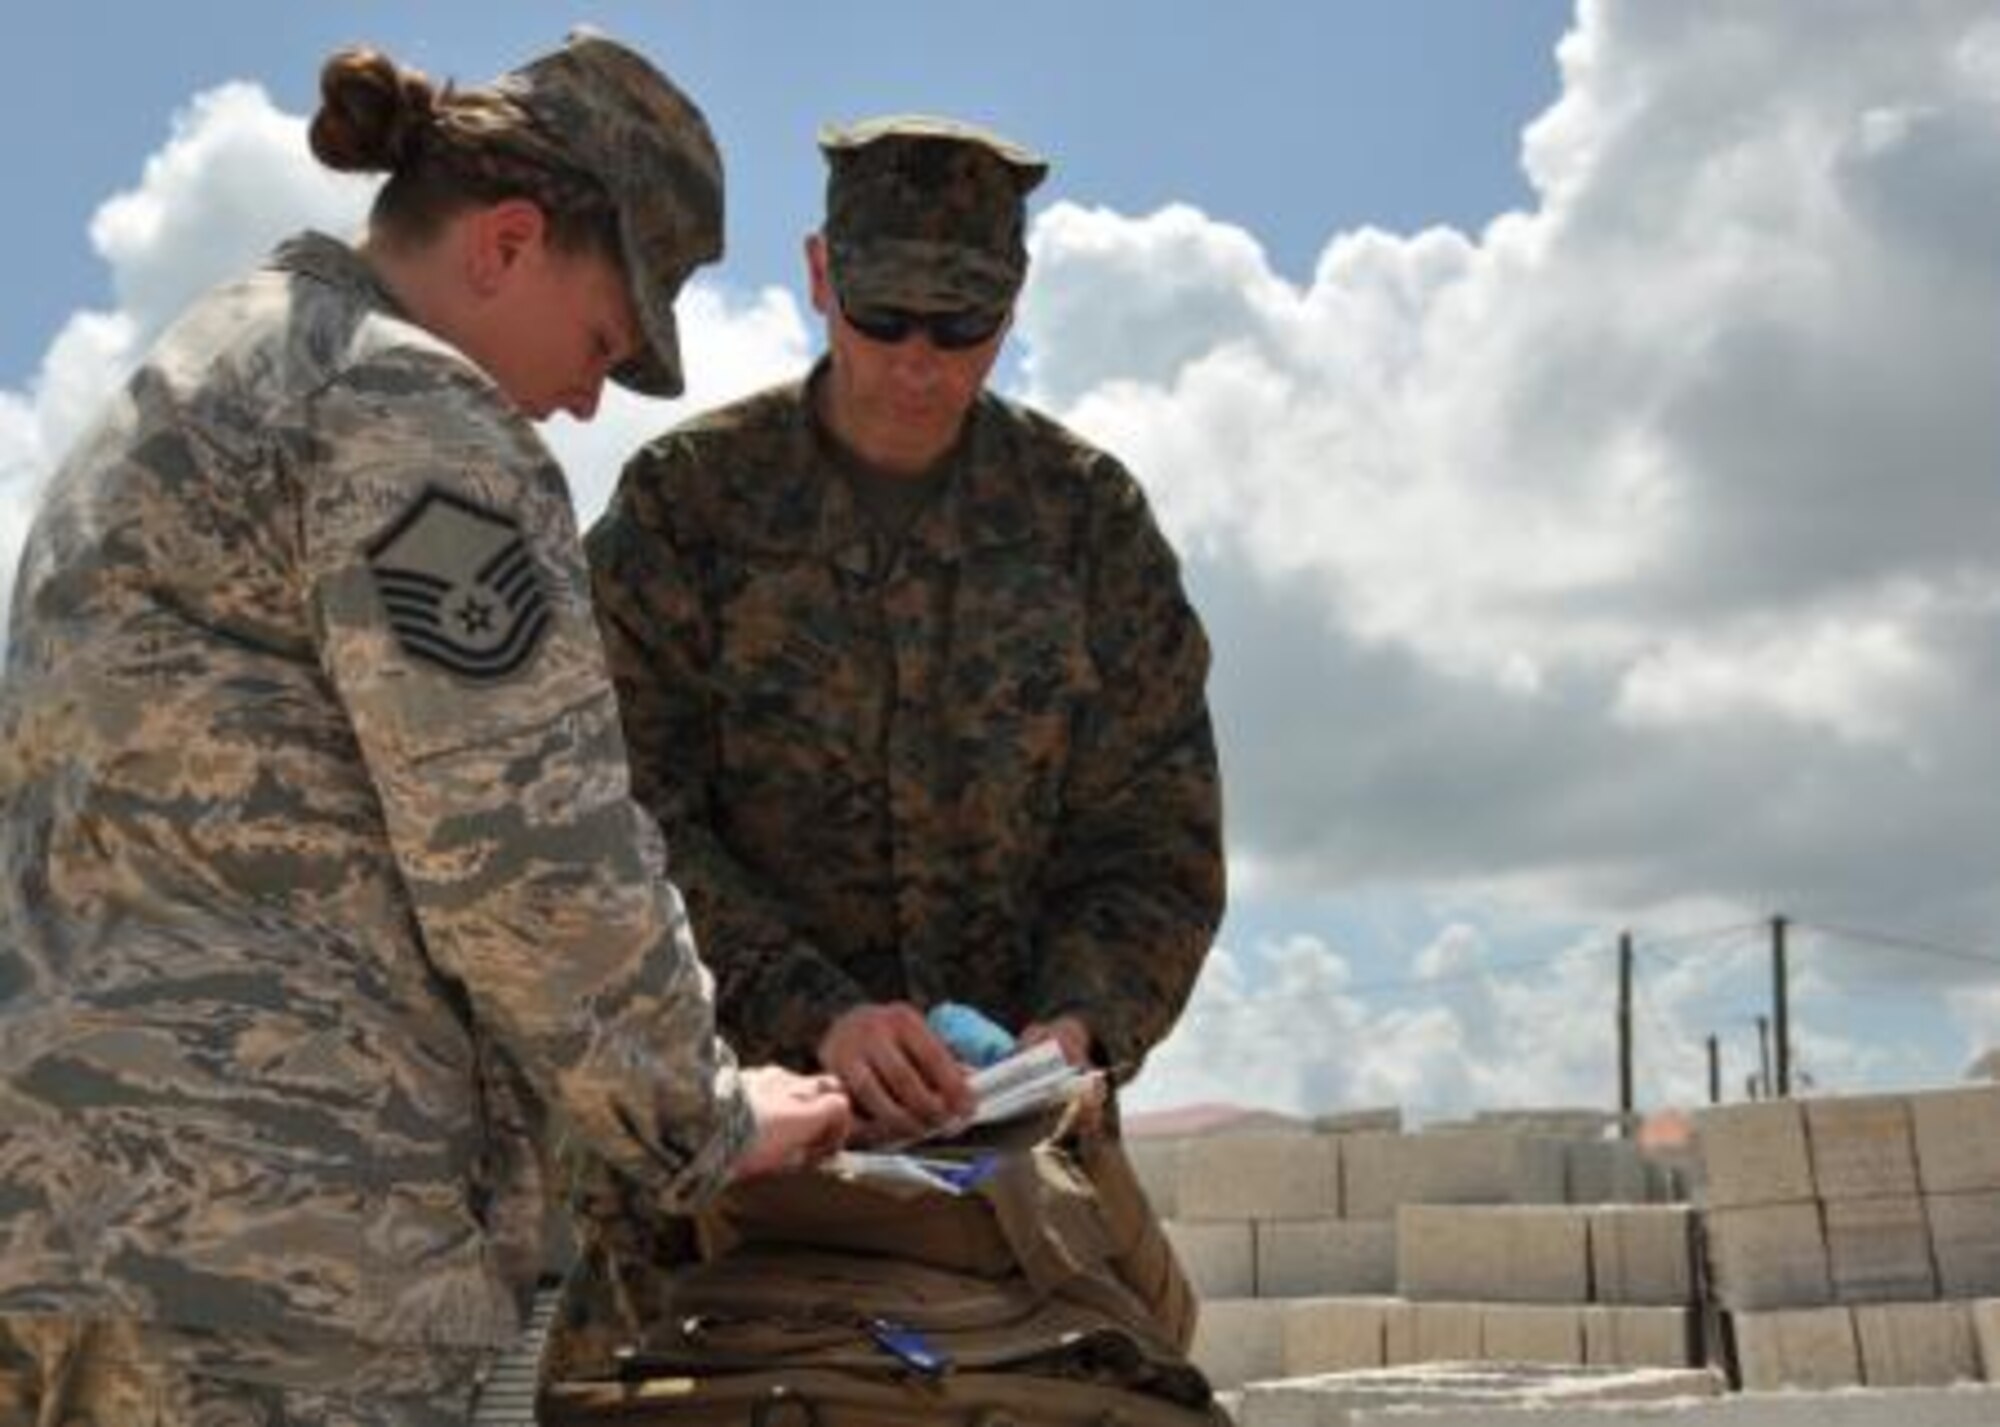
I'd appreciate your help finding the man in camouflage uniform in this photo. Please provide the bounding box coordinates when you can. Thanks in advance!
[0,33,845,1426]
[589,117,1225,1144]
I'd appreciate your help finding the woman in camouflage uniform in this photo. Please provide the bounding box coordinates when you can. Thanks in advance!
[0,32,847,1427]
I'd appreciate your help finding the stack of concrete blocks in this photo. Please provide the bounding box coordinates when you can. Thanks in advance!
[1331,1382,2000,1427]
[1698,1086,2000,1392]
[1163,1130,1357,1390]
[1139,1122,1674,1391]
[1386,1201,1699,1374]
[1233,1362,1721,1427]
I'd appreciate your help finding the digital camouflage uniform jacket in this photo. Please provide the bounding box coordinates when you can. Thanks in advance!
[588,371,1225,1076]
[0,233,753,1349]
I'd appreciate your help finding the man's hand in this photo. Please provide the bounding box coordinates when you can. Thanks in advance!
[817,1001,975,1146]
[730,1065,852,1180]
[1019,1014,1094,1069]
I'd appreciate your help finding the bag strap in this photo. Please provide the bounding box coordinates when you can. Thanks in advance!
[971,1095,1197,1355]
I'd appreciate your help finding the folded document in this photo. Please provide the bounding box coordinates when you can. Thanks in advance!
[826,1041,1093,1193]
[962,1039,1085,1129]
[825,1150,999,1197]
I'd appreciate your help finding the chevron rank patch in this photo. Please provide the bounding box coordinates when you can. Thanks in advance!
[367,487,552,680]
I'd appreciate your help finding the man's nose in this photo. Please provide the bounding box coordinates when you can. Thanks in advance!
[890,338,945,385]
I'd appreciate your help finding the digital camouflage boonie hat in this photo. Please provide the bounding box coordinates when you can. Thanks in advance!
[820,115,1047,315]
[495,29,723,397]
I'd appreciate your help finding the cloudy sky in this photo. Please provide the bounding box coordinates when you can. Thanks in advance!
[6,1,2000,1123]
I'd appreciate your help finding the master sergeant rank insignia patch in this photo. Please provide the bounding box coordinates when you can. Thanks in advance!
[367,487,552,680]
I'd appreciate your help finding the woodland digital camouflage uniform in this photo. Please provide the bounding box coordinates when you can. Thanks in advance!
[587,122,1225,1080]
[0,229,751,1385]
[820,113,1046,315]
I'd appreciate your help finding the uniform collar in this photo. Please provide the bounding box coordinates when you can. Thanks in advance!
[792,359,1036,571]
[268,231,408,318]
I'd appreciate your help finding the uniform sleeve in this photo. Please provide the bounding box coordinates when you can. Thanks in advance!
[297,349,754,1212]
[586,440,870,1067]
[1030,458,1226,1077]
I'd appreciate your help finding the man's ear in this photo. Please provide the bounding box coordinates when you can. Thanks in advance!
[805,232,834,318]
[466,198,549,296]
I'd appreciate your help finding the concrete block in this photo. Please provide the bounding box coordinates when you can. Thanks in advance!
[1339,1134,1405,1219]
[1187,1296,1288,1390]
[1237,1395,1322,1427]
[1258,1219,1396,1297]
[1179,1132,1340,1221]
[1479,1304,1586,1364]
[1237,1364,1725,1427]
[1588,1205,1696,1305]
[1854,1301,1978,1388]
[1582,1305,1697,1367]
[1911,1083,2000,1194]
[1478,1107,1621,1139]
[1414,1302,1485,1363]
[1336,1384,2000,1427]
[1163,1218,1255,1299]
[1822,1194,1937,1302]
[1396,1204,1589,1304]
[1705,1202,1831,1310]
[1806,1094,1919,1200]
[1125,1135,1182,1217]
[1568,1140,1654,1205]
[1343,1131,1568,1220]
[1928,1192,2000,1297]
[1314,1107,1403,1136]
[1280,1295,1396,1375]
[1730,1306,1861,1391]
[1973,1297,2000,1382]
[1696,1101,1813,1208]
[1377,1298,1416,1365]
[1385,1301,1482,1365]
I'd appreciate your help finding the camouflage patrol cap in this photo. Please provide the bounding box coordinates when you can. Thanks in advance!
[820,115,1048,315]
[495,30,722,397]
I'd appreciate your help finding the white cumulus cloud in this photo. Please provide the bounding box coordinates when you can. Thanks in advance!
[1017,0,2000,951]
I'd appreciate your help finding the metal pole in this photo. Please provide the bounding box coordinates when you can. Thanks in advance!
[1773,915,1791,1098]
[1618,932,1635,1138]
[1756,1014,1772,1100]
[1707,1034,1721,1105]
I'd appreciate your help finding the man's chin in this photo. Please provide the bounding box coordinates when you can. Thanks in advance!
[885,405,953,440]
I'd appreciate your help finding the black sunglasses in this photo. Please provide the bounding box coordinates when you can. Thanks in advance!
[839,299,1007,351]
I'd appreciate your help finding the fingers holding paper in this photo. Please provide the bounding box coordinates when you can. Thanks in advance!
[816,1001,975,1146]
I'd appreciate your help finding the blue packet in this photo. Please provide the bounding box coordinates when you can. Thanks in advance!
[869,1318,950,1374]
[933,1150,1000,1194]
[925,1000,1017,1068]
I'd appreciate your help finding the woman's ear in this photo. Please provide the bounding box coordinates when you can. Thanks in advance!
[465,198,548,297]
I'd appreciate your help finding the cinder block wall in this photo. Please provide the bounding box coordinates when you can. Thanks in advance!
[1135,1115,1685,1388]
[1144,1086,2000,1400]
[1699,1083,2000,1393]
